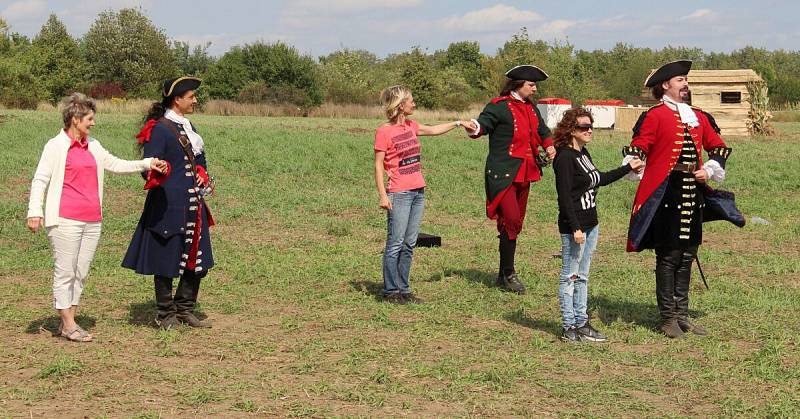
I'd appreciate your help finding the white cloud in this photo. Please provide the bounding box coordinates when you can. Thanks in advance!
[534,19,576,36]
[441,4,544,32]
[289,0,423,13]
[679,9,713,21]
[1,0,46,21]
[280,0,424,28]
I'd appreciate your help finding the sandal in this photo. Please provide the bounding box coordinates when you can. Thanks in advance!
[61,326,92,342]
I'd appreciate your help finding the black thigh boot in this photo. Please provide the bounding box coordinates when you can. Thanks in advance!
[175,272,210,328]
[675,246,707,335]
[655,248,683,338]
[154,275,178,328]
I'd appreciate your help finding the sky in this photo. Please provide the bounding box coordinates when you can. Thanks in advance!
[1,0,798,58]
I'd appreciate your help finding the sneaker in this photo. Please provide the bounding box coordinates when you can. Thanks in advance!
[382,293,407,305]
[400,293,424,304]
[576,322,608,342]
[560,326,580,342]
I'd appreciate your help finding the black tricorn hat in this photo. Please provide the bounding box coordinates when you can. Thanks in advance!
[162,76,201,98]
[505,65,549,82]
[644,60,692,87]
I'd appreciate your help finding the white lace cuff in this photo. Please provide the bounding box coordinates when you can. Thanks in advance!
[703,159,726,182]
[622,155,643,181]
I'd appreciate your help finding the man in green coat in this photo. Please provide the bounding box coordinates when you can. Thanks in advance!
[469,65,556,293]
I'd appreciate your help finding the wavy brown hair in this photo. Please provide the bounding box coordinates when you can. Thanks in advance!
[500,79,527,97]
[553,107,594,149]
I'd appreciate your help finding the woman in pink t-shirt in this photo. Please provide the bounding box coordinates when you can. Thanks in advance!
[27,93,166,342]
[373,85,475,304]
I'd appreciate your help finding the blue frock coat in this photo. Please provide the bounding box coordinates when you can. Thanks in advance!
[122,119,214,278]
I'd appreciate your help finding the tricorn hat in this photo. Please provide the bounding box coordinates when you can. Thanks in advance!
[644,60,692,87]
[505,65,548,82]
[162,76,201,98]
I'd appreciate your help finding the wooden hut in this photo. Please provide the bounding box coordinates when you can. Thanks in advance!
[618,69,765,136]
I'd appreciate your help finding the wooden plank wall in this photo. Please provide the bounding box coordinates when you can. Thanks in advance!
[614,107,647,133]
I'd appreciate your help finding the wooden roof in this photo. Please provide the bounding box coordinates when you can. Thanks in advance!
[687,69,763,83]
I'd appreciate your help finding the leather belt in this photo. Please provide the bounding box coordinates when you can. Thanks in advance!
[672,162,696,173]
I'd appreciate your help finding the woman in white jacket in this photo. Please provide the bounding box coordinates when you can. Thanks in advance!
[27,93,166,342]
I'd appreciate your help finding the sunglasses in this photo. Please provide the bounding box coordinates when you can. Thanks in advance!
[575,124,593,131]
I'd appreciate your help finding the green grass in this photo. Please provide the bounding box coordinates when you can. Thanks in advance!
[1,109,799,416]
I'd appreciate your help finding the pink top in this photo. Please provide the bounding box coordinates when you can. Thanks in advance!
[59,130,101,222]
[374,120,425,193]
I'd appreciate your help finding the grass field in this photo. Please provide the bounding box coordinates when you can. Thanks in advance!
[1,109,799,417]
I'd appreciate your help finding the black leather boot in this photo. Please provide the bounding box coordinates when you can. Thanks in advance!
[154,275,179,329]
[175,272,210,328]
[655,248,683,338]
[675,247,707,335]
[496,233,523,293]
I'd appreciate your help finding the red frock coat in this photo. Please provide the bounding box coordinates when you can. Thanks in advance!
[626,103,727,252]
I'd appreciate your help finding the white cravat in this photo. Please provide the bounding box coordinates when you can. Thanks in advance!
[165,109,204,155]
[662,95,699,128]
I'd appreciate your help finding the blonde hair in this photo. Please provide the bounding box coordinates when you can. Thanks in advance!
[60,92,96,129]
[379,85,412,122]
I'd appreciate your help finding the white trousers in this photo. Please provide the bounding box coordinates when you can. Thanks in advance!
[46,218,102,310]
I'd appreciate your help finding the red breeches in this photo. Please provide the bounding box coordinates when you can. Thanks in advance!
[495,182,530,240]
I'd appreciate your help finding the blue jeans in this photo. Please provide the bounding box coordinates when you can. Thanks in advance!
[558,225,599,329]
[383,188,425,295]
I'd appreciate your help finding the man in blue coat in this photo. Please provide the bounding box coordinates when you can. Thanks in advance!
[123,77,215,329]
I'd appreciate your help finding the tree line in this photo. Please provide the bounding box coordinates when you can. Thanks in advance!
[2,9,800,111]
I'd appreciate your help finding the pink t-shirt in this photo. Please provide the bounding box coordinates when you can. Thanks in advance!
[59,131,101,222]
[374,120,426,193]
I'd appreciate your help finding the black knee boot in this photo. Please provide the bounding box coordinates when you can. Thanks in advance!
[675,246,707,335]
[655,248,683,338]
[154,275,179,329]
[175,272,210,328]
[496,232,524,294]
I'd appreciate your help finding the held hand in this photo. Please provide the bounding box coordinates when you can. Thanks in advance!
[150,158,168,173]
[27,217,43,233]
[629,157,645,173]
[573,230,585,244]
[693,169,709,183]
[461,120,477,132]
[546,146,556,160]
[379,195,392,210]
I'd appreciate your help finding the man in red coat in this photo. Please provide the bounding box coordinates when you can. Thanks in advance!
[624,60,732,338]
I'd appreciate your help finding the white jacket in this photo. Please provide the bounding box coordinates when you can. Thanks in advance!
[27,130,153,227]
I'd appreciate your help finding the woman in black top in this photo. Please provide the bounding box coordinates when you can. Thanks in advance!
[552,107,643,342]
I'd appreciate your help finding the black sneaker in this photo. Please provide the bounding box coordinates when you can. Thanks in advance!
[560,326,580,342]
[576,322,608,342]
[382,293,406,305]
[400,293,424,304]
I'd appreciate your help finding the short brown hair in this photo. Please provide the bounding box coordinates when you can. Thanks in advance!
[60,92,96,129]
[553,107,594,149]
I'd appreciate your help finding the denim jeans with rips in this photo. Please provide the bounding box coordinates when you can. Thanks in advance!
[558,225,599,329]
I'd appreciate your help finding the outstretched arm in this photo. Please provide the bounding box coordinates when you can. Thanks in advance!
[417,120,476,136]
